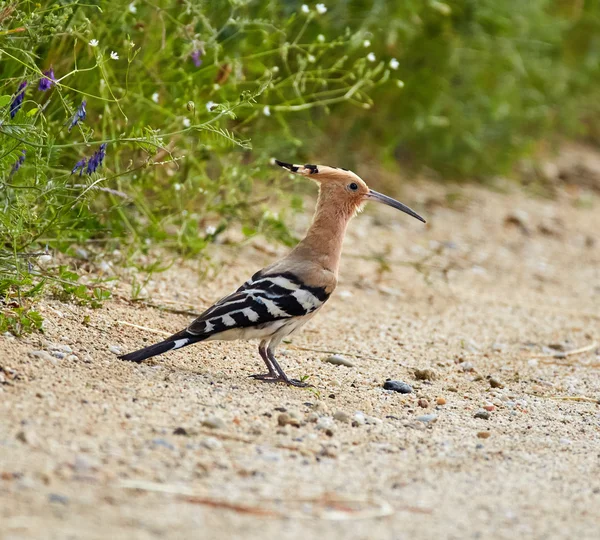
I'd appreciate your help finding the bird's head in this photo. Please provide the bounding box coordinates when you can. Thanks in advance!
[274,159,426,223]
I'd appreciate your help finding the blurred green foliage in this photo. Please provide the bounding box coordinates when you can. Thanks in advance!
[1,0,599,331]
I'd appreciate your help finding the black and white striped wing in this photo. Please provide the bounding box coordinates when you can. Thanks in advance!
[186,272,330,337]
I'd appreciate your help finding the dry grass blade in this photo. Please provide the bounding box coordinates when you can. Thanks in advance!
[183,496,278,516]
[547,396,600,404]
[116,320,171,336]
[536,342,598,363]
[118,481,405,519]
[288,344,388,362]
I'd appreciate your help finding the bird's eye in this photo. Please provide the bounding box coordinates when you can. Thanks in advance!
[348,182,358,191]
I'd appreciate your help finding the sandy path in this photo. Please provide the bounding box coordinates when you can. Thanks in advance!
[1,180,599,539]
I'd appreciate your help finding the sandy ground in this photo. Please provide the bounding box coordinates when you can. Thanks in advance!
[1,172,599,539]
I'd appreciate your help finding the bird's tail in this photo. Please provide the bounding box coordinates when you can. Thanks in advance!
[119,330,203,363]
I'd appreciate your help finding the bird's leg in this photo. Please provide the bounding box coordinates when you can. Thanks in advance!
[249,341,280,381]
[267,347,312,388]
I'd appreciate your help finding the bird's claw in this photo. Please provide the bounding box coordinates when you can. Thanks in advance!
[249,373,280,382]
[288,378,313,388]
[249,374,312,387]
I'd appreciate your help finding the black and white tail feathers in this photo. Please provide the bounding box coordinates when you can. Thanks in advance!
[119,271,330,364]
[118,330,202,363]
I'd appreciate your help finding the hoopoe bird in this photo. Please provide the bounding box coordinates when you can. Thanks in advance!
[119,161,426,386]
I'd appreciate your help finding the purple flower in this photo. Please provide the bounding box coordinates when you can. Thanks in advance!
[70,143,107,176]
[85,143,107,174]
[71,157,87,176]
[10,81,27,118]
[68,99,87,132]
[9,149,26,178]
[38,67,55,91]
[191,49,203,68]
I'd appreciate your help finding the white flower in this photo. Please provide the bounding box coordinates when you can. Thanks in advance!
[307,54,316,63]
[367,52,376,62]
[151,92,159,103]
[263,105,271,116]
[183,117,191,127]
[38,254,52,265]
[205,226,217,235]
[271,66,279,73]
[128,2,137,13]
[363,39,371,48]
[317,34,325,43]
[396,80,405,88]
[316,3,327,14]
[206,101,216,112]
[110,51,119,60]
[173,183,182,191]
[389,58,399,70]
[89,39,99,47]
[301,4,309,13]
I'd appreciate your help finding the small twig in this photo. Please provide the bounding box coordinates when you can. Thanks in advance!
[535,342,597,361]
[130,299,204,317]
[183,496,277,516]
[118,481,405,519]
[546,395,600,404]
[116,320,171,337]
[288,344,389,363]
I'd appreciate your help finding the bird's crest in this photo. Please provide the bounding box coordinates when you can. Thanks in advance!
[273,159,361,182]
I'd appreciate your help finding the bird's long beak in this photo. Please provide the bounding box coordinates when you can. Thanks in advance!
[365,190,426,223]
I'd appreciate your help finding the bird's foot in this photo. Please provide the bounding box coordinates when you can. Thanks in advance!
[249,373,313,387]
[287,378,313,388]
[249,373,280,382]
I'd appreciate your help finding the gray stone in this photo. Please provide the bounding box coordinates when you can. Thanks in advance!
[416,414,438,423]
[383,380,413,393]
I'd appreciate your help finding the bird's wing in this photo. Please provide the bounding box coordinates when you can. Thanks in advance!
[185,271,330,337]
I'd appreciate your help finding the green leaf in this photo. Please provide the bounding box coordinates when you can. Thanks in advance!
[0,95,11,107]
[27,107,39,117]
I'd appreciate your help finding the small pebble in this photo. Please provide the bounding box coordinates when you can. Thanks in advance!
[474,410,491,420]
[352,412,366,426]
[436,397,447,405]
[324,355,355,367]
[477,431,491,439]
[48,493,69,505]
[278,413,299,427]
[173,427,188,436]
[108,345,122,355]
[200,437,222,450]
[483,404,495,412]
[488,377,505,389]
[417,398,429,408]
[415,414,437,424]
[461,362,475,372]
[202,416,225,430]
[333,411,351,424]
[414,368,438,381]
[16,430,37,445]
[306,412,319,423]
[28,350,56,363]
[151,438,175,450]
[383,380,413,394]
[316,416,335,431]
[48,343,73,354]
